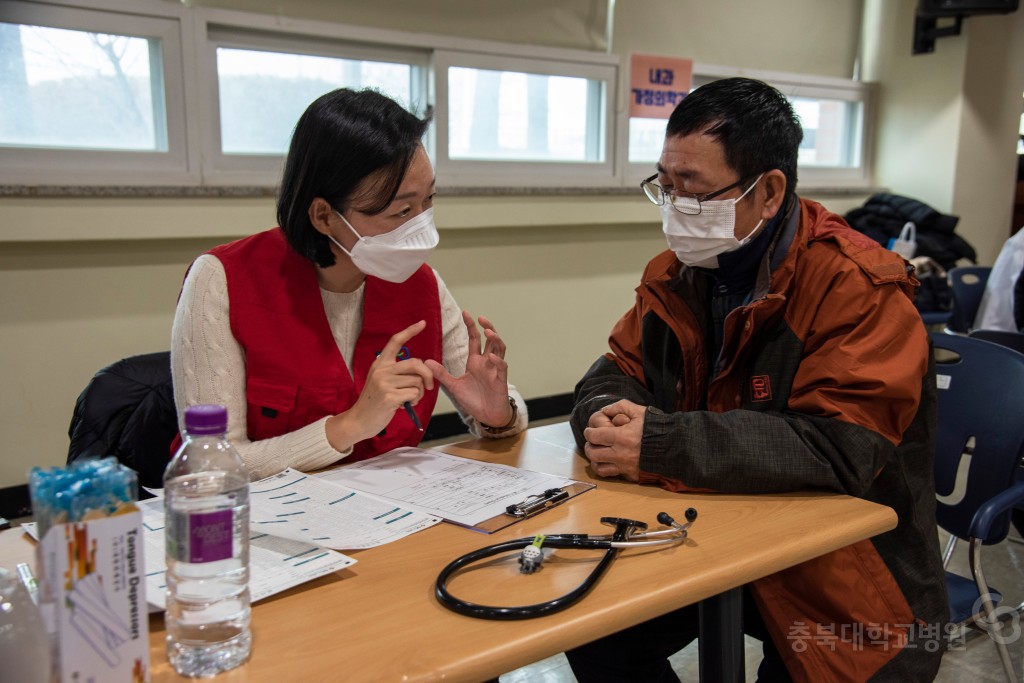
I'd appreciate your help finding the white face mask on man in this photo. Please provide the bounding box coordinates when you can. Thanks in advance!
[328,207,439,283]
[661,174,765,269]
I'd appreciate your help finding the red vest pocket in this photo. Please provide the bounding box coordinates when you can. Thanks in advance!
[246,378,298,441]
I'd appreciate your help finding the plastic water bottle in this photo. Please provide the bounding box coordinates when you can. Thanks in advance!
[164,404,251,676]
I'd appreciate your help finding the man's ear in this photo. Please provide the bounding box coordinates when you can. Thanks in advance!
[308,197,335,236]
[760,170,787,220]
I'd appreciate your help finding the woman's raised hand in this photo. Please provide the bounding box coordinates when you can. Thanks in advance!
[425,310,513,428]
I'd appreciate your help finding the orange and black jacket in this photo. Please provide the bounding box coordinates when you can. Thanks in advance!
[570,197,948,682]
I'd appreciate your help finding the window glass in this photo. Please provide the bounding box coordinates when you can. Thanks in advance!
[0,22,165,151]
[447,66,604,162]
[792,96,861,168]
[216,47,414,155]
[628,117,667,163]
[627,89,863,171]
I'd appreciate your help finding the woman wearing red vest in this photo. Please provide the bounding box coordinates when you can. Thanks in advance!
[171,89,527,479]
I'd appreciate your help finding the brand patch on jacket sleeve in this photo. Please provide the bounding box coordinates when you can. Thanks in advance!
[751,375,773,402]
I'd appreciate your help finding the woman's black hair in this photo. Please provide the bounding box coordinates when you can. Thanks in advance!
[666,77,803,204]
[276,89,432,267]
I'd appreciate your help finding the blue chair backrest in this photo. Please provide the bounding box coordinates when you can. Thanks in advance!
[947,266,991,333]
[969,329,1024,356]
[931,333,1024,543]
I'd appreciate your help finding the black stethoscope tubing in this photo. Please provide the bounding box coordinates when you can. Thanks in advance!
[434,534,622,620]
[435,512,695,620]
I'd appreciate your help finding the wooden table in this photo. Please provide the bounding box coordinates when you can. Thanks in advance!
[0,422,897,682]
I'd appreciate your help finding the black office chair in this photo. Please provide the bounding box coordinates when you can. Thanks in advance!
[67,351,178,493]
[931,333,1024,683]
[947,266,992,334]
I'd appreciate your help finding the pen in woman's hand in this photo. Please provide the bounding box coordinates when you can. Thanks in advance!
[375,349,424,432]
[404,402,423,431]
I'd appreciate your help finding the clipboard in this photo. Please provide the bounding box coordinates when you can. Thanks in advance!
[468,481,595,534]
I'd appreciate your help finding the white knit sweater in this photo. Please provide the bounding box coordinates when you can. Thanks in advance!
[171,254,527,479]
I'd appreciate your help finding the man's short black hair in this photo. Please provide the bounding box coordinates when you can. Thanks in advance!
[276,89,432,267]
[666,77,803,202]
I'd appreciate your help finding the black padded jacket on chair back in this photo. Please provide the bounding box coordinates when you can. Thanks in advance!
[67,351,178,492]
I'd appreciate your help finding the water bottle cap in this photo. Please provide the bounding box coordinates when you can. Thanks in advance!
[184,404,228,435]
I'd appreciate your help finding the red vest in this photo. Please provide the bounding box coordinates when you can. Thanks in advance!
[209,228,442,462]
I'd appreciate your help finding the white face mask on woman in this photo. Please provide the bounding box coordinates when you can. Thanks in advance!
[661,174,765,269]
[328,207,439,283]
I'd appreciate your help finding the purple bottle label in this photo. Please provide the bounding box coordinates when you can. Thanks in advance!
[187,509,233,562]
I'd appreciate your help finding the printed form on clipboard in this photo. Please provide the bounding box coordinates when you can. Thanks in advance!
[317,447,594,533]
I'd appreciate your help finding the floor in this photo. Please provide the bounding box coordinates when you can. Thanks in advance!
[426,421,1024,682]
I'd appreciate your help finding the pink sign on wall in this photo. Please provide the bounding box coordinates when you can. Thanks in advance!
[629,54,693,119]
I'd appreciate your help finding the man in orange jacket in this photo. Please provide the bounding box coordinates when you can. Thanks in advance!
[567,78,947,682]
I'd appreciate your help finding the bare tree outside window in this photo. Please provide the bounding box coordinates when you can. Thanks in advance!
[216,48,414,156]
[0,22,164,151]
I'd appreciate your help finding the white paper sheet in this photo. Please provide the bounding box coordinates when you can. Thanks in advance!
[137,498,356,611]
[247,468,441,549]
[317,447,578,527]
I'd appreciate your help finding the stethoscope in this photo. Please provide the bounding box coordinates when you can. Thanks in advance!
[435,509,698,620]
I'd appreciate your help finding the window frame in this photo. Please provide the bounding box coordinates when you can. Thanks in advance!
[432,49,618,188]
[619,63,876,192]
[1,2,875,194]
[0,0,194,186]
[196,15,432,186]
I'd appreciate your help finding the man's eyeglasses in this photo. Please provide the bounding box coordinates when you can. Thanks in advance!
[641,174,756,215]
